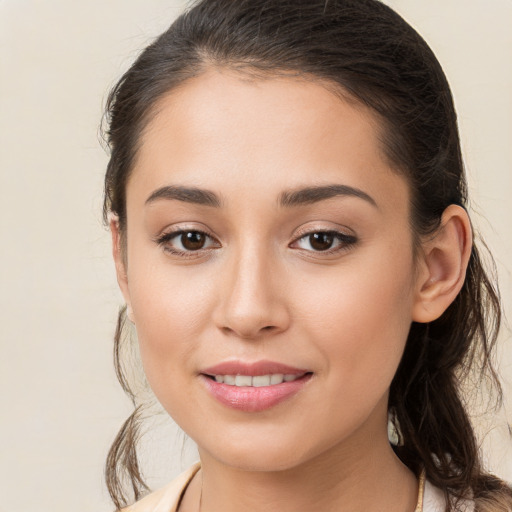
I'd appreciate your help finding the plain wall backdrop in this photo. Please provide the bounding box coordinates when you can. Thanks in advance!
[1,1,511,511]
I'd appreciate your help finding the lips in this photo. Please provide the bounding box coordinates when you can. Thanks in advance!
[199,360,313,412]
[211,373,302,386]
[201,360,309,376]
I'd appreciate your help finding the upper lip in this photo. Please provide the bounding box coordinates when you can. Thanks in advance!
[201,360,310,377]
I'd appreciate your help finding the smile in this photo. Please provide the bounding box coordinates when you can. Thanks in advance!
[199,361,313,412]
[210,374,303,386]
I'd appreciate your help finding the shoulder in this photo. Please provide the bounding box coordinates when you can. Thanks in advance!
[122,462,201,512]
[424,480,475,512]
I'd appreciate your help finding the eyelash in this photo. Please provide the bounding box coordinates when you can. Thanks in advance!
[291,230,358,255]
[154,228,358,258]
[154,228,219,259]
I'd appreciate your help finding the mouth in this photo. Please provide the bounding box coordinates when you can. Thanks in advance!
[199,361,313,412]
[203,373,309,386]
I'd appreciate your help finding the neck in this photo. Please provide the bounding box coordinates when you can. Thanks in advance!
[184,417,418,512]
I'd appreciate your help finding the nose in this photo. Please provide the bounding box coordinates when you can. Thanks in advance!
[213,245,291,340]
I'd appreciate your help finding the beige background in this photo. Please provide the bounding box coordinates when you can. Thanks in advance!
[0,1,511,511]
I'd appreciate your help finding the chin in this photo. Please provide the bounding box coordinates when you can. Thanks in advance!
[210,446,310,473]
[195,425,348,474]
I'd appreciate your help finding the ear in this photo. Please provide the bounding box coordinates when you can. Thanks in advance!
[412,205,472,323]
[109,215,135,323]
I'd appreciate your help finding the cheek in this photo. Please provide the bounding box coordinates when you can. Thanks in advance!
[295,247,415,391]
[126,256,218,386]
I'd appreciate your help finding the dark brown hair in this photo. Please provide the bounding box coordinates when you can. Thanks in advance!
[102,0,511,510]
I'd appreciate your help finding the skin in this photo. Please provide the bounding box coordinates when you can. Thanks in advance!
[112,69,472,512]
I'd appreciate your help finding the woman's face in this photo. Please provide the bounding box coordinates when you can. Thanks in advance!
[116,69,423,471]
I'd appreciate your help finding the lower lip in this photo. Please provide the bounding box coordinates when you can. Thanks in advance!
[200,374,313,412]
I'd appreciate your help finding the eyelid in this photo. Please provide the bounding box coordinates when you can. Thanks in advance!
[289,225,358,255]
[154,222,217,240]
[153,224,221,257]
[292,223,356,240]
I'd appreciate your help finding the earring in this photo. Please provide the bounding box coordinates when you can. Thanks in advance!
[387,410,401,446]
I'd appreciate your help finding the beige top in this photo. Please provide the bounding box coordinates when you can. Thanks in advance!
[125,463,201,512]
[125,462,473,512]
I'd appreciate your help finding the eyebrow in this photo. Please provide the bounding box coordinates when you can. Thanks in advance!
[145,183,377,209]
[279,184,377,208]
[145,185,222,207]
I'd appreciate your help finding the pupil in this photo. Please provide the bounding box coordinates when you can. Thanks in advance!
[182,231,205,250]
[310,232,334,251]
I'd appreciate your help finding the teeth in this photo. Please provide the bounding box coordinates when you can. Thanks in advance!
[223,375,236,385]
[211,373,302,387]
[270,374,284,385]
[235,375,252,387]
[252,375,270,387]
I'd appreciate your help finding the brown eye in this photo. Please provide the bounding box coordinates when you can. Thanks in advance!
[181,231,206,250]
[292,230,357,254]
[309,232,334,251]
[156,229,219,255]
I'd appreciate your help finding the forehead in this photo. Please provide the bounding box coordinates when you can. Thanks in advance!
[129,68,409,216]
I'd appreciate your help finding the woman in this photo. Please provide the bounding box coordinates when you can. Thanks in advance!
[102,0,512,510]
